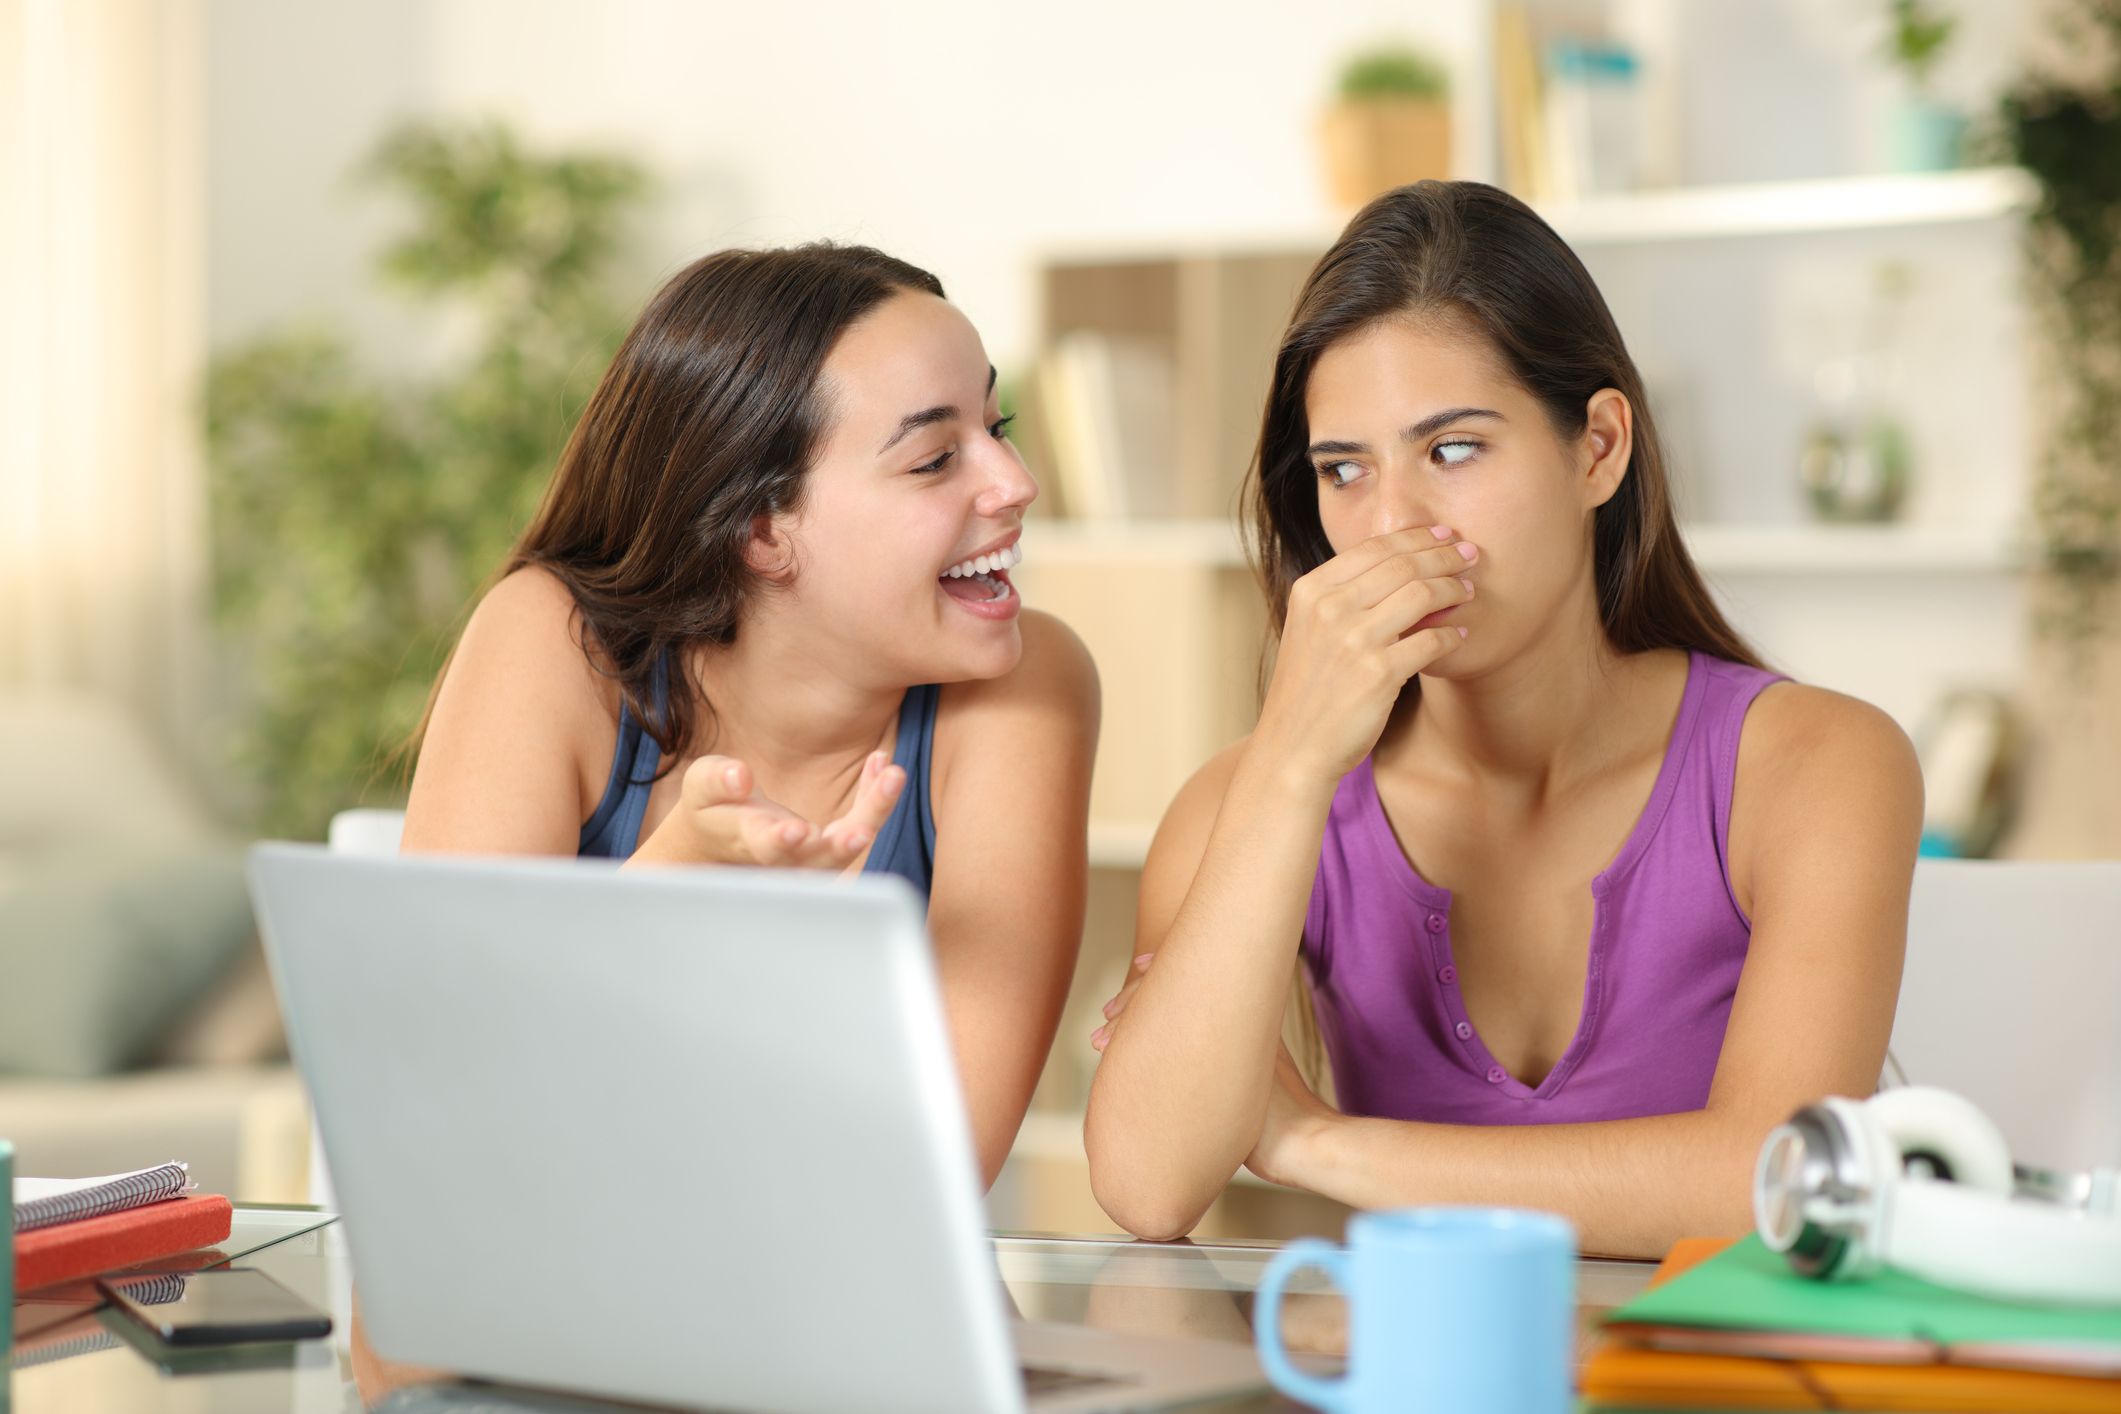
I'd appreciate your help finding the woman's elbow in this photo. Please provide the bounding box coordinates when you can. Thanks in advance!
[1088,1165,1212,1242]
[1084,1134,1217,1240]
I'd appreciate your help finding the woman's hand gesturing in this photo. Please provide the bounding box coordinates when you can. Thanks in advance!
[1253,526,1476,784]
[633,750,905,869]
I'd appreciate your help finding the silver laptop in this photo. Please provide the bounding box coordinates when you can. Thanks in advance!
[247,844,1263,1414]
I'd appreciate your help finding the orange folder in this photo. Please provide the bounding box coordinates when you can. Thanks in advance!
[1582,1239,2121,1413]
[14,1194,234,1293]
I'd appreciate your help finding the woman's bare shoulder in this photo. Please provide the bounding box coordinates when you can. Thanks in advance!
[1739,680,1918,789]
[1136,736,1250,913]
[404,567,618,851]
[1728,679,1921,911]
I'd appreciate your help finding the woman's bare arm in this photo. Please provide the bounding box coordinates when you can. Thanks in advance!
[1084,530,1475,1238]
[929,609,1101,1187]
[1237,686,1919,1256]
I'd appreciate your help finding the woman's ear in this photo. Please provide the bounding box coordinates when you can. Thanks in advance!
[1581,388,1633,511]
[743,515,796,580]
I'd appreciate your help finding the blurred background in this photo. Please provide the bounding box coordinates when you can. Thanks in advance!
[5,0,2120,1237]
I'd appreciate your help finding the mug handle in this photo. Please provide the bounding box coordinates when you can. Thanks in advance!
[1253,1237,1351,1413]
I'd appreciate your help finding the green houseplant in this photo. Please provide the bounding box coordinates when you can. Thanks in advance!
[207,120,647,837]
[2002,0,2121,653]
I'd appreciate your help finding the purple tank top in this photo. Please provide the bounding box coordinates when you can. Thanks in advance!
[1303,652,1785,1125]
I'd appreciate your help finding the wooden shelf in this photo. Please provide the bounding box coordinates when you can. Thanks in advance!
[1540,168,2036,246]
[1026,519,2026,576]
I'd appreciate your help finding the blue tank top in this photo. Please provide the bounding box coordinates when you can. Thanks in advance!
[577,658,939,899]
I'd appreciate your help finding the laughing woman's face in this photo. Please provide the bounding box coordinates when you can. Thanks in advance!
[761,291,1038,688]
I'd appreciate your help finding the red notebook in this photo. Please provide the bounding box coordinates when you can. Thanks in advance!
[14,1195,234,1292]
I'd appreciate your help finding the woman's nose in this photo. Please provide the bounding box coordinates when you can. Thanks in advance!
[1372,468,1431,538]
[976,436,1039,517]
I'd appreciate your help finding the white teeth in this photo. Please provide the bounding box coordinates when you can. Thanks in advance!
[943,543,1021,580]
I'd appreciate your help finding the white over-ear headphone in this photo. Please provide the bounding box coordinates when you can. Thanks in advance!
[1753,1086,2121,1306]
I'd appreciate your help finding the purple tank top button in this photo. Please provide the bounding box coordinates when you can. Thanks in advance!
[1454,1021,1473,1041]
[1485,1065,1507,1084]
[1426,912,1446,933]
[1438,965,1457,984]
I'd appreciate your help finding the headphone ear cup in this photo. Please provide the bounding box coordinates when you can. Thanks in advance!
[1865,1086,2014,1195]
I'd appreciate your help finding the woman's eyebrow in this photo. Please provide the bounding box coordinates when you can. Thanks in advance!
[878,366,999,455]
[1308,438,1370,458]
[1307,407,1505,459]
[1401,407,1502,441]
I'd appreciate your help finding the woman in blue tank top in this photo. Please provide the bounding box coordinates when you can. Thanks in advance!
[402,245,1098,1188]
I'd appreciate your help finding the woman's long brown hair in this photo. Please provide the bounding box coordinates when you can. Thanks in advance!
[414,242,945,767]
[1247,180,1762,672]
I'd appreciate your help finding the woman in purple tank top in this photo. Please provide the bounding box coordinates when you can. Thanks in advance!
[1085,185,1920,1257]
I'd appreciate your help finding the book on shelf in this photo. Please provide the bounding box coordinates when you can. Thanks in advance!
[1583,1235,2121,1412]
[1493,4,1657,205]
[1037,330,1177,522]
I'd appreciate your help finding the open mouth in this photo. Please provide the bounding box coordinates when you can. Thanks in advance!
[939,542,1020,604]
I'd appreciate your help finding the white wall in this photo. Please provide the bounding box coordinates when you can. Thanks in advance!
[212,0,1490,367]
[208,0,2035,368]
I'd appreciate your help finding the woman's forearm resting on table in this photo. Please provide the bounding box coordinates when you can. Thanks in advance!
[1274,1104,1770,1258]
[1083,759,1340,1239]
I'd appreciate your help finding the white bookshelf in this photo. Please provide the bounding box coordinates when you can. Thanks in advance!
[1684,523,2027,575]
[1538,168,2036,246]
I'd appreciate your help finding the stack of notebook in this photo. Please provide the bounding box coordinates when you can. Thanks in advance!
[1585,1236,2121,1412]
[12,1162,233,1292]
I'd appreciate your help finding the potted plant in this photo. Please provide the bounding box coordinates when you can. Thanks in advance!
[1883,0,1963,171]
[2003,1,2121,651]
[1319,44,1452,209]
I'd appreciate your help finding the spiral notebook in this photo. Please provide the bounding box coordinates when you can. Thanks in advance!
[12,1162,193,1232]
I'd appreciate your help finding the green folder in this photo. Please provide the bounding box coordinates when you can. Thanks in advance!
[1607,1235,2121,1360]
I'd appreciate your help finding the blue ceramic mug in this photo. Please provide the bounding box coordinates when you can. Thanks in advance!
[1253,1206,1575,1414]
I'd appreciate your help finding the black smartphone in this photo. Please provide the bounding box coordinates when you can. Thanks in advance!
[97,1268,333,1346]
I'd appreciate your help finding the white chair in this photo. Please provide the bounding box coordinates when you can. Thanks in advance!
[1892,860,2121,1173]
[326,808,405,857]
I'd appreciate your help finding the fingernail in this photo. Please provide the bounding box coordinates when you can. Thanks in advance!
[1457,626,1469,639]
[1456,542,1478,561]
[1134,954,1154,968]
[1102,998,1118,1018]
[1091,1026,1107,1046]
[1459,577,1474,592]
[725,766,742,789]
[1429,525,1451,540]
[847,831,868,850]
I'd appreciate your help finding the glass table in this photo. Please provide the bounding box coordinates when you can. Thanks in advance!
[8,1209,1660,1413]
